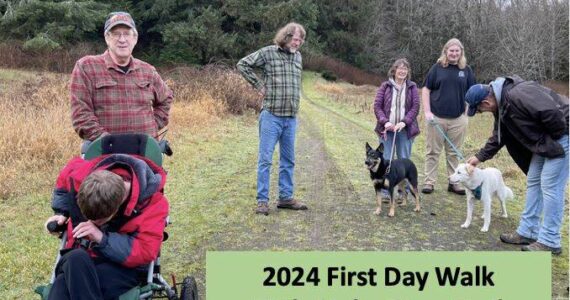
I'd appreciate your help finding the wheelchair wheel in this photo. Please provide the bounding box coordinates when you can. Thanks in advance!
[179,276,199,300]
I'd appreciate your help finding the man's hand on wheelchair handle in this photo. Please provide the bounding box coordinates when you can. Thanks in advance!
[72,221,103,244]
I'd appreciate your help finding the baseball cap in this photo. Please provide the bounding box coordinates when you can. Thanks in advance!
[465,84,491,116]
[104,12,137,35]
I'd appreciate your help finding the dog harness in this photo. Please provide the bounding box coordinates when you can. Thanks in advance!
[471,184,483,200]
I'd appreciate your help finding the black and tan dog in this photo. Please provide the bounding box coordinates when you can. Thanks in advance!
[365,142,420,217]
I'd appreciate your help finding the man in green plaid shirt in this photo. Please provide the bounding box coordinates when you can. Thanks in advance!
[237,22,308,215]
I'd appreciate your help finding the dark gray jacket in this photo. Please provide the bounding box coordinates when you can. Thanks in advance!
[475,76,569,174]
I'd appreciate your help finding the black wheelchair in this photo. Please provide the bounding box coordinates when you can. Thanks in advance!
[35,134,198,300]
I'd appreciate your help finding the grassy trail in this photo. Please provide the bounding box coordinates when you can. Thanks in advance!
[173,72,567,298]
[3,72,567,299]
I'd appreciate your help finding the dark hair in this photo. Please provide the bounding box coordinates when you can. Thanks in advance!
[387,58,411,80]
[78,170,125,220]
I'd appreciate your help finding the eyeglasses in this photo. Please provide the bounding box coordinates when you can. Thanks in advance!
[108,31,136,40]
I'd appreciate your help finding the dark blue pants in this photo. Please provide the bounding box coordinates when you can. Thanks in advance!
[48,249,138,300]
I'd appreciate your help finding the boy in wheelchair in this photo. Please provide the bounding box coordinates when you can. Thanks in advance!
[44,153,169,300]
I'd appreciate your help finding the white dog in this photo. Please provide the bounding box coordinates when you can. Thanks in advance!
[449,163,513,232]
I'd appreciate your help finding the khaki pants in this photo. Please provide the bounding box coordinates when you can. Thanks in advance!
[424,114,468,186]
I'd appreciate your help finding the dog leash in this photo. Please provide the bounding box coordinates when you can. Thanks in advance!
[384,130,398,175]
[429,118,465,161]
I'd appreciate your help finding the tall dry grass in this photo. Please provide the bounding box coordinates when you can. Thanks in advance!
[0,66,258,199]
[166,65,260,114]
[0,71,76,199]
[314,81,378,113]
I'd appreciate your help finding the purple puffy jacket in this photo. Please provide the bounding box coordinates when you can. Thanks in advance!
[373,79,420,139]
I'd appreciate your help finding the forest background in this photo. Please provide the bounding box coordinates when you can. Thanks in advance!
[0,0,568,83]
[1,1,569,298]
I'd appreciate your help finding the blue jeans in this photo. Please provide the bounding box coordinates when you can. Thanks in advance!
[517,135,569,248]
[381,129,414,161]
[257,110,297,203]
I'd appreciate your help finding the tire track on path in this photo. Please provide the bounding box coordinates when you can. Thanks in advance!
[207,97,385,251]
[206,87,524,253]
[187,79,567,298]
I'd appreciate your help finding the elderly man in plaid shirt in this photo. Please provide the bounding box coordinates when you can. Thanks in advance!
[70,12,173,152]
[237,22,308,215]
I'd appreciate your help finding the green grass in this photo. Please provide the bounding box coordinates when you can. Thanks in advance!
[0,68,36,81]
[0,68,37,90]
[302,71,569,298]
[1,70,567,299]
[160,114,260,284]
[0,112,261,298]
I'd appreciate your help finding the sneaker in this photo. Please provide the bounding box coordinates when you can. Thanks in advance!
[421,184,434,194]
[447,183,466,195]
[276,199,308,210]
[255,202,269,215]
[500,232,536,245]
[522,242,562,255]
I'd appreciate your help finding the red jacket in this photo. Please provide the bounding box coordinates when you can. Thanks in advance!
[51,154,169,268]
[70,51,173,141]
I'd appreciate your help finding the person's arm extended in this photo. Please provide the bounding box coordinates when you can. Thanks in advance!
[474,121,503,163]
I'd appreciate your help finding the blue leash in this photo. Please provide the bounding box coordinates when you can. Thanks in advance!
[429,118,465,161]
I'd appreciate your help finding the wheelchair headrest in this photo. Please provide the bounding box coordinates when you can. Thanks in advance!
[101,134,148,156]
[84,133,163,166]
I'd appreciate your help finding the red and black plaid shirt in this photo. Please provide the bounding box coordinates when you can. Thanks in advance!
[70,51,173,141]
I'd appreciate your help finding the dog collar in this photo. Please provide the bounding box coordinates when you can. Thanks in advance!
[471,184,483,200]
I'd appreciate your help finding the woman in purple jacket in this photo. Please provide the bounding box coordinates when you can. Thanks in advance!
[374,58,420,162]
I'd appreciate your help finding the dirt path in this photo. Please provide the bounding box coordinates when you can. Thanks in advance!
[196,91,567,298]
[206,96,518,251]
[207,111,369,251]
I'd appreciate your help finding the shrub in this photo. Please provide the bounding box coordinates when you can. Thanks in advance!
[22,34,61,53]
[321,70,337,81]
[304,52,383,86]
[165,65,259,114]
[0,41,102,73]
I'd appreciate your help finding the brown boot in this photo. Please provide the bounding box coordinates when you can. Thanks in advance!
[255,202,269,215]
[522,242,562,255]
[500,232,536,245]
[276,199,308,210]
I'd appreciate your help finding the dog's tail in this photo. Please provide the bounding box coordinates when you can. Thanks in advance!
[499,186,514,201]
